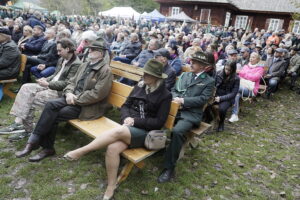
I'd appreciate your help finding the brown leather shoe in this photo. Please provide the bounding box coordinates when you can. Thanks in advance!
[15,143,39,158]
[28,149,56,162]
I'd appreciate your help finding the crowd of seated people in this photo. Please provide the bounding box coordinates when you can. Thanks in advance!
[0,9,299,200]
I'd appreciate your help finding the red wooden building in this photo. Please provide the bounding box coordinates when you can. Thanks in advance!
[156,0,300,33]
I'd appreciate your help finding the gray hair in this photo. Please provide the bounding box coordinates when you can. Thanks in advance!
[81,30,97,42]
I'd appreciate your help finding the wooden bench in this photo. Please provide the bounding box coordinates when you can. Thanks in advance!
[69,80,212,184]
[0,54,27,99]
[110,61,143,82]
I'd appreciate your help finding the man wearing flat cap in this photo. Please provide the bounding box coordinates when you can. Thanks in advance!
[0,28,21,80]
[154,48,176,90]
[264,48,286,98]
[15,40,113,162]
[158,51,215,183]
[287,47,300,90]
[216,49,241,72]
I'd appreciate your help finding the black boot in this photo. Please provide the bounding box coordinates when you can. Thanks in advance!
[217,115,225,132]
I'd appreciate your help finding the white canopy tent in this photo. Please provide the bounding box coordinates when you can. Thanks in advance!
[167,11,196,22]
[99,7,141,20]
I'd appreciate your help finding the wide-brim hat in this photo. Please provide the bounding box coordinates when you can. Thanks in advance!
[87,39,108,50]
[191,51,211,65]
[143,59,168,79]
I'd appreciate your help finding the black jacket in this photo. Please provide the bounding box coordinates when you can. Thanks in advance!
[121,82,172,131]
[0,40,21,80]
[37,40,59,67]
[215,71,240,102]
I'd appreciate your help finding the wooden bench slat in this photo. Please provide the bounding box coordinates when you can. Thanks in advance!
[111,68,141,82]
[111,81,133,97]
[0,79,17,83]
[69,117,121,138]
[111,61,143,76]
[122,148,157,163]
[164,115,175,130]
[108,93,127,108]
[190,122,212,135]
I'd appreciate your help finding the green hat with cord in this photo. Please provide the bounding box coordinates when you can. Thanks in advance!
[143,59,168,79]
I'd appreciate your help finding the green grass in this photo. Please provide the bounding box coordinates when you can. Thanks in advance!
[0,82,299,200]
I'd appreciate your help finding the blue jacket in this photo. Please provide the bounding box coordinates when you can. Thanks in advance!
[28,16,46,31]
[23,35,47,56]
[163,64,176,91]
[131,50,154,68]
[169,57,182,76]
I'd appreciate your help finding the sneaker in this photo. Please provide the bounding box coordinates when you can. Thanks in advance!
[228,114,239,123]
[8,132,30,141]
[0,123,25,135]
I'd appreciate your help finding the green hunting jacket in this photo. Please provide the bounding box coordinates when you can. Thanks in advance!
[172,72,215,125]
[47,54,82,93]
[63,58,113,120]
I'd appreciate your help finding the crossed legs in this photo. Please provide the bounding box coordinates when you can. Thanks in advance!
[64,125,131,198]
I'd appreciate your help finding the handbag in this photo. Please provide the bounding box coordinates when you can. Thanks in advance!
[144,130,167,150]
[240,78,255,91]
[240,78,255,101]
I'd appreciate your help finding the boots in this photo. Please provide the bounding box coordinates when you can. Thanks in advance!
[217,115,225,132]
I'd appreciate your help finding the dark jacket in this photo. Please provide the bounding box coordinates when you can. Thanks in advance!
[163,63,176,91]
[172,72,215,125]
[266,57,285,78]
[131,49,154,68]
[27,16,46,31]
[23,35,47,56]
[12,30,23,44]
[121,82,172,131]
[0,40,21,80]
[169,57,182,76]
[37,40,59,67]
[121,41,142,60]
[46,54,82,93]
[215,71,240,102]
[63,58,113,120]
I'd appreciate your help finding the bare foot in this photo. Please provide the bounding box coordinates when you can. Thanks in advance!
[103,185,116,200]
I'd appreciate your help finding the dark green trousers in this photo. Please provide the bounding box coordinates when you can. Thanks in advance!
[164,119,194,169]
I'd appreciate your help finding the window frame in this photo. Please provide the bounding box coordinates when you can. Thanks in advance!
[235,15,248,29]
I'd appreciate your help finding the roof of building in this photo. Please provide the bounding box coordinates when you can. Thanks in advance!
[177,0,299,13]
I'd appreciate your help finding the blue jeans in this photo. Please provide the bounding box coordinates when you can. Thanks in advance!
[232,87,253,115]
[31,66,56,78]
[113,56,132,64]
[267,78,279,94]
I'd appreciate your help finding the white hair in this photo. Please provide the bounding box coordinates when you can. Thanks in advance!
[81,30,97,42]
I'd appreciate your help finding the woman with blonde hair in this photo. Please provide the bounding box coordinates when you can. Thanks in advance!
[229,52,265,122]
[18,25,33,51]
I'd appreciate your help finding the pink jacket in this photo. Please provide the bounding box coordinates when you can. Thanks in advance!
[239,64,265,95]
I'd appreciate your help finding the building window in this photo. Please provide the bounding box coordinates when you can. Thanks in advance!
[171,7,180,16]
[235,15,248,29]
[224,12,231,27]
[268,19,281,31]
[293,20,300,34]
[200,9,211,24]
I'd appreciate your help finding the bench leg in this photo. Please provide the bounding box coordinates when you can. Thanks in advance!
[135,161,145,169]
[117,162,134,184]
[3,83,16,99]
[178,132,195,160]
